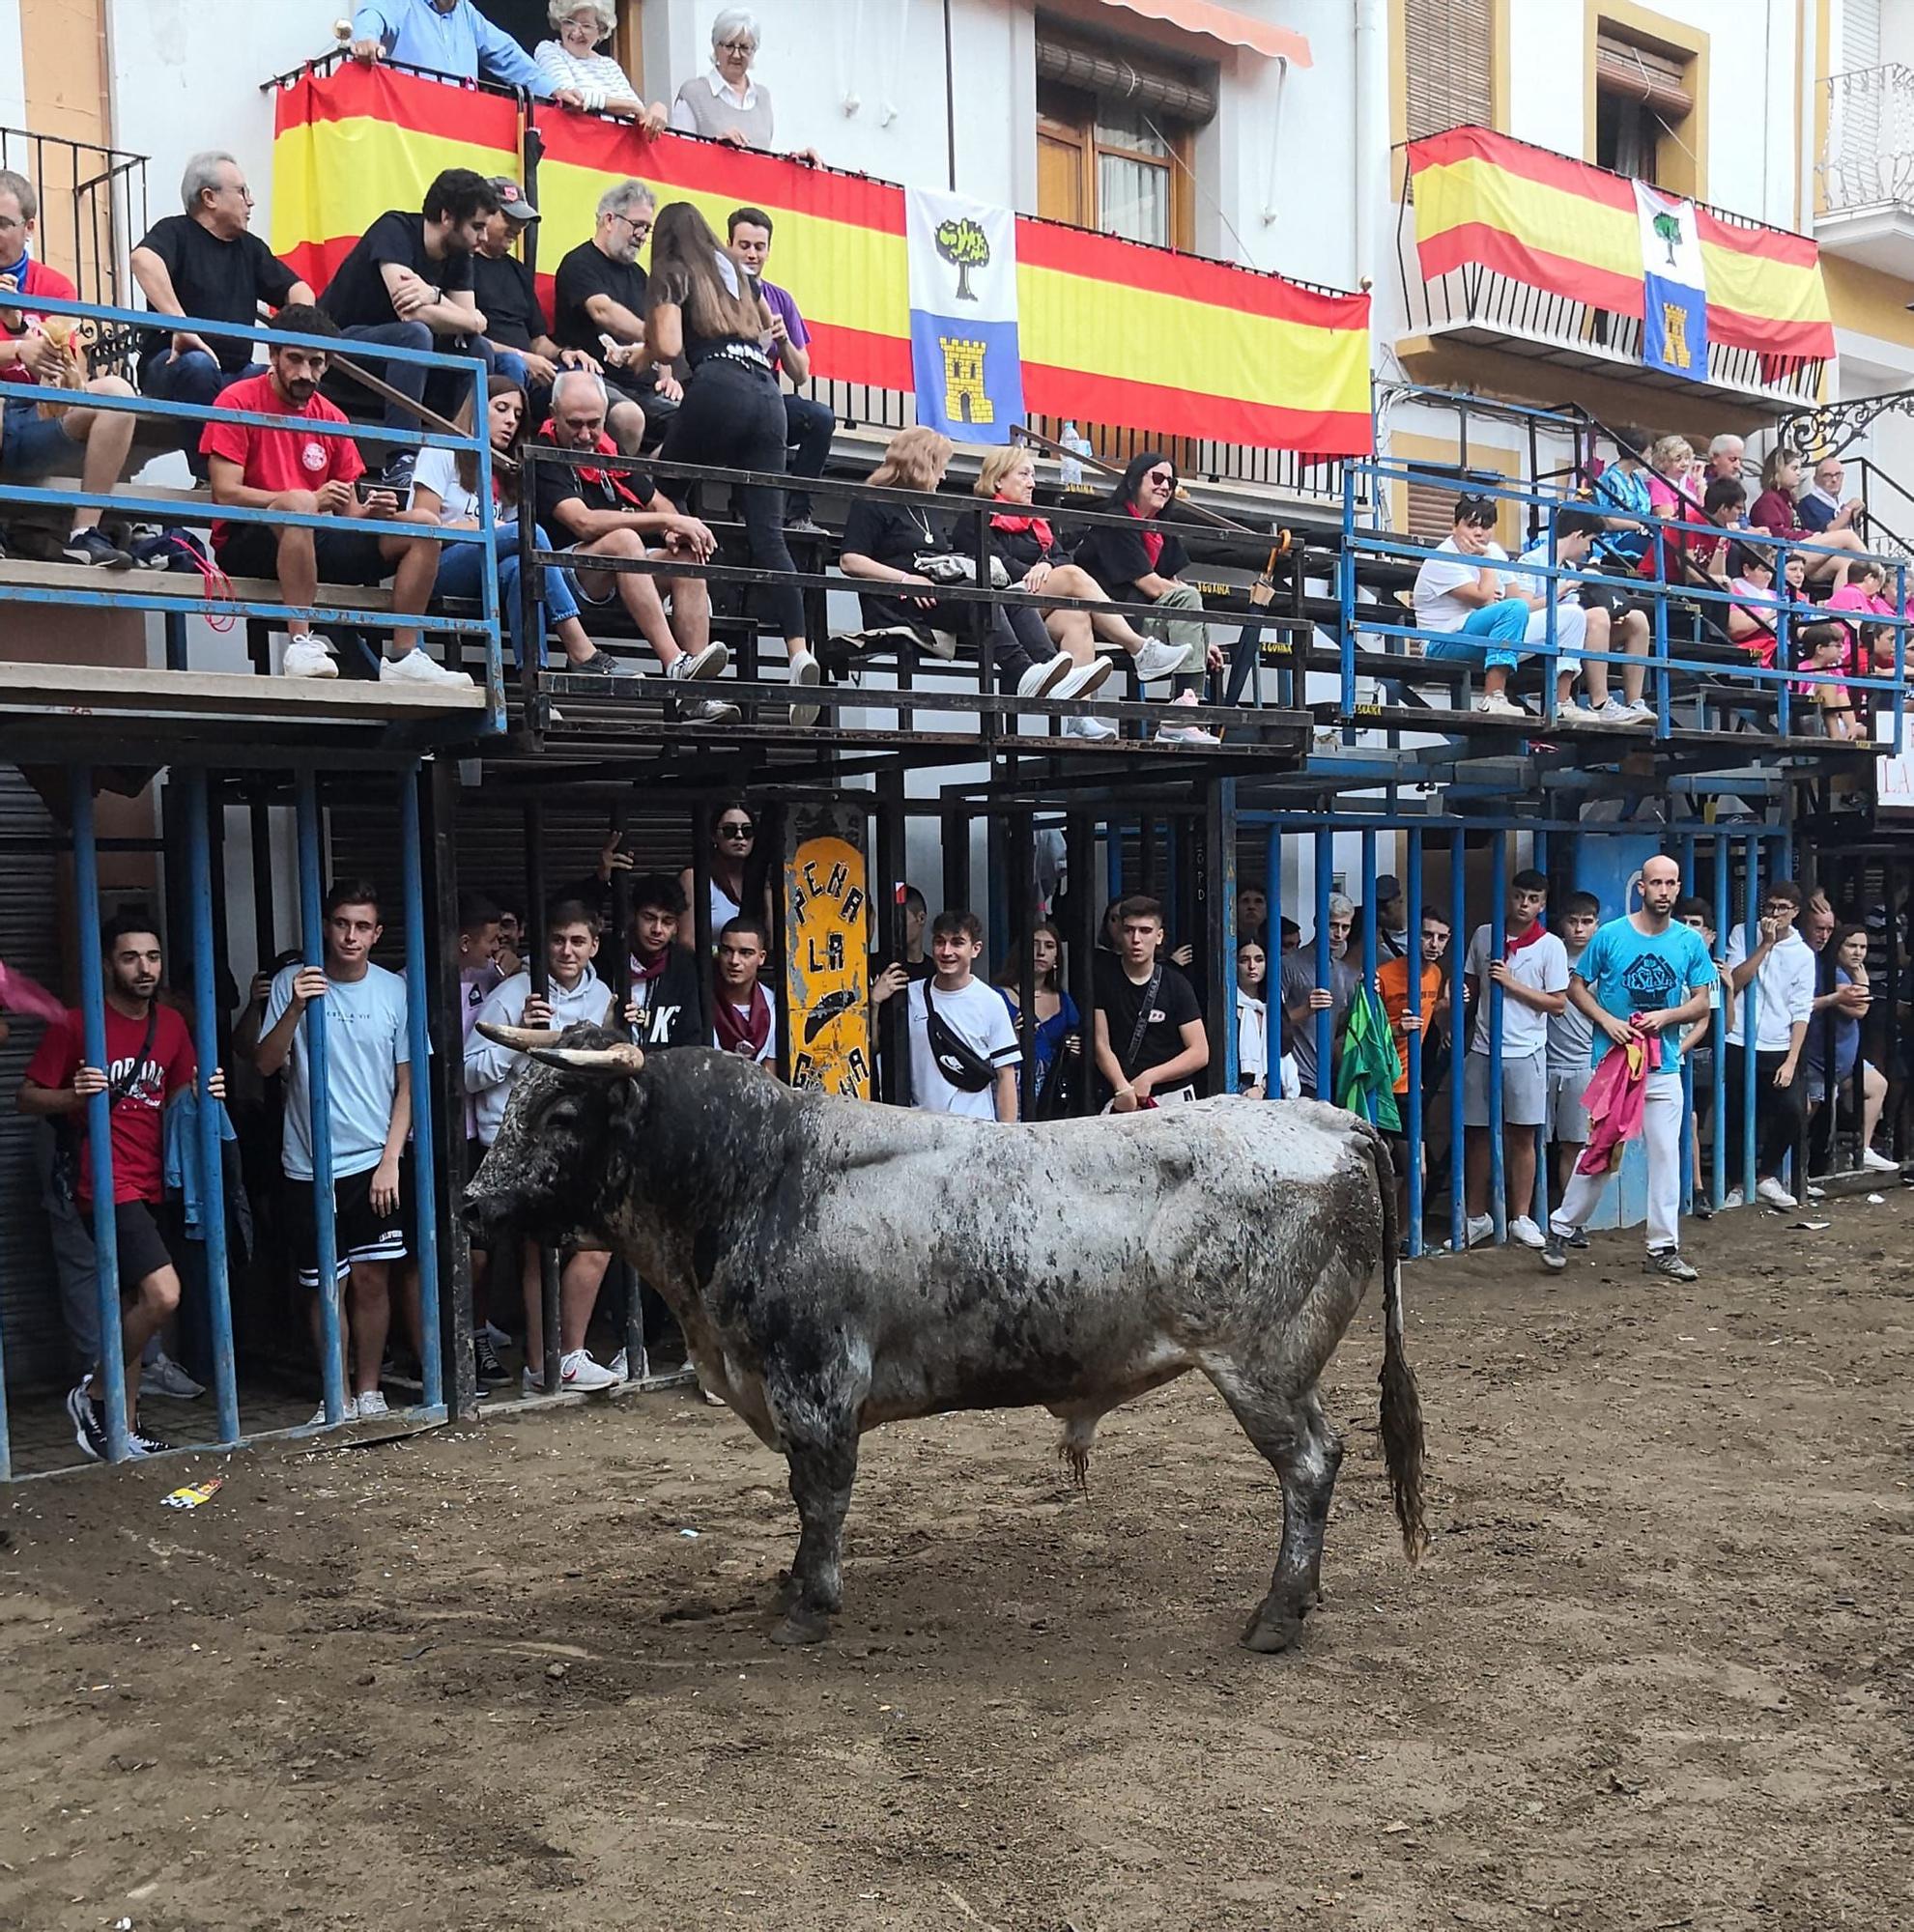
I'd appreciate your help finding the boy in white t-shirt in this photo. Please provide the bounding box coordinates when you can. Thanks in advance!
[1410,495,1536,720]
[907,911,1022,1122]
[711,916,778,1068]
[1461,869,1570,1249]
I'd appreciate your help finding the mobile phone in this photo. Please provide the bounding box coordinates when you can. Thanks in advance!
[598,331,621,360]
[356,478,396,503]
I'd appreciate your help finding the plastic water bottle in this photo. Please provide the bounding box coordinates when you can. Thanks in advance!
[1059,421,1089,488]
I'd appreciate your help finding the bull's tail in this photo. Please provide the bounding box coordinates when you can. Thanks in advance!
[1365,1125,1428,1564]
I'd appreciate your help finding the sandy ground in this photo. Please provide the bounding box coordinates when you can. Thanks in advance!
[3,1196,1911,1932]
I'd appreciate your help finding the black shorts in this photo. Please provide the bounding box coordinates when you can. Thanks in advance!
[87,1198,184,1293]
[286,1156,413,1288]
[216,520,392,586]
[1578,579,1656,624]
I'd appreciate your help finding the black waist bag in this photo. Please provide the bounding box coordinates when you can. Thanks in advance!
[921,981,998,1093]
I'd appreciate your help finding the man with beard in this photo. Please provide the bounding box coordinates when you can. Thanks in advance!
[20,912,224,1459]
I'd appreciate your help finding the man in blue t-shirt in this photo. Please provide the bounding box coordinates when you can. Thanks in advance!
[256,880,414,1424]
[1542,854,1717,1280]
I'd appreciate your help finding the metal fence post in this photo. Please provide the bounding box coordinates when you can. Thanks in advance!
[399,765,443,1414]
[1711,834,1729,1210]
[1449,829,1468,1252]
[296,770,346,1425]
[1740,833,1761,1202]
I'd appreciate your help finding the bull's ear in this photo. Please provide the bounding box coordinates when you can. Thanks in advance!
[530,1043,646,1079]
[476,1021,564,1051]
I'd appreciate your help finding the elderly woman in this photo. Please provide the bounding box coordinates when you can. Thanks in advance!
[670,9,818,161]
[535,3,669,128]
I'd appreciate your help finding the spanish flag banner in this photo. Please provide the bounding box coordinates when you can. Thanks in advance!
[1407,126,1834,365]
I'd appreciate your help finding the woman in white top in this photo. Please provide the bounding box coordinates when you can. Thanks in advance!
[410,375,608,673]
[1236,934,1270,1097]
[534,3,669,128]
[677,801,764,942]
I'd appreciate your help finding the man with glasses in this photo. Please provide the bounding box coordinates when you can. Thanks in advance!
[131,152,313,483]
[553,180,677,455]
[1797,455,1867,538]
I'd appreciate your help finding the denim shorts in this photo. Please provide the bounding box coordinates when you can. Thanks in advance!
[0,394,78,476]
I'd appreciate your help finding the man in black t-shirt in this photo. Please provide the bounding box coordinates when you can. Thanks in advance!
[617,874,708,1050]
[317,168,500,490]
[552,179,678,455]
[1092,895,1209,1111]
[130,150,311,467]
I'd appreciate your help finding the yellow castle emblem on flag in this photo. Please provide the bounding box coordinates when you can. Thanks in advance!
[938,336,994,425]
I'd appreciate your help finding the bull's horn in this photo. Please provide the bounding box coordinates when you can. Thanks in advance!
[476,1021,564,1051]
[530,1043,646,1079]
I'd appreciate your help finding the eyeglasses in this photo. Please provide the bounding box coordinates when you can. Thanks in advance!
[718,822,754,838]
[716,38,757,55]
[611,212,652,238]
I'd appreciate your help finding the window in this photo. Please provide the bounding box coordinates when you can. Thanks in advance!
[1403,0,1493,141]
[1592,28,1695,189]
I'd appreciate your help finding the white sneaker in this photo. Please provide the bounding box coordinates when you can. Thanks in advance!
[1157,721,1221,745]
[606,1349,628,1379]
[1862,1147,1900,1173]
[143,1351,204,1401]
[1508,1215,1545,1250]
[1724,1187,1745,1208]
[667,642,729,682]
[1555,700,1600,725]
[357,1389,390,1418]
[306,1394,361,1427]
[786,646,822,726]
[1466,1212,1494,1247]
[1756,1176,1797,1209]
[1016,652,1074,698]
[1063,714,1119,741]
[282,635,338,679]
[1053,656,1114,699]
[560,1348,620,1392]
[1131,638,1192,682]
[1473,691,1528,719]
[380,648,474,688]
[1614,699,1657,724]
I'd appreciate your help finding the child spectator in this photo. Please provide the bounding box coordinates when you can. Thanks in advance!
[1725,544,1783,668]
[1795,622,1861,740]
[1092,895,1208,1112]
[1410,494,1533,719]
[1514,508,1652,724]
[1723,878,1817,1208]
[1750,448,1868,585]
[995,921,1079,1117]
[712,916,777,1067]
[908,911,1021,1121]
[1545,891,1601,1208]
[1462,869,1569,1248]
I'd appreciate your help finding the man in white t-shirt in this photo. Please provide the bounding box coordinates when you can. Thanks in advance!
[1462,869,1569,1249]
[1723,878,1817,1208]
[907,910,1021,1121]
[1410,495,1536,720]
[711,916,778,1068]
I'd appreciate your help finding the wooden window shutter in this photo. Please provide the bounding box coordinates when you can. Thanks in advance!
[1404,0,1493,142]
[1594,32,1693,120]
[1404,479,1460,543]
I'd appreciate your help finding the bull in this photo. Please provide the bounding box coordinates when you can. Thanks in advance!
[465,1026,1427,1653]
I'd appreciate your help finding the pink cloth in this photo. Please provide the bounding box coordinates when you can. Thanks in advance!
[1576,1029,1662,1176]
[0,958,66,1026]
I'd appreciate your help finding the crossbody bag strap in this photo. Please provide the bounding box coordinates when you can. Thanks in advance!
[1121,963,1164,1080]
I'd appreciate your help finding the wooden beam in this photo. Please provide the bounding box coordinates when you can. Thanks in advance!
[0,661,484,717]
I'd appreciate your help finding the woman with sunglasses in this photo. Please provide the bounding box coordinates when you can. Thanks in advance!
[677,802,765,939]
[1071,451,1223,744]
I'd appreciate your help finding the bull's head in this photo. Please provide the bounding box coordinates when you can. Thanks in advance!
[463,1021,647,1250]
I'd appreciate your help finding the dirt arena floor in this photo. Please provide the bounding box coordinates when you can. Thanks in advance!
[3,1194,1911,1932]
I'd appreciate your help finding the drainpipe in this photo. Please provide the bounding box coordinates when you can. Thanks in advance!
[1354,0,1384,294]
[1798,0,1821,236]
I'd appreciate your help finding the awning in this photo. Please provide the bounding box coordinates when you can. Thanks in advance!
[1089,0,1313,67]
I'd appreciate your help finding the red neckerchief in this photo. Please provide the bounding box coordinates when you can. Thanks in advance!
[1126,500,1164,570]
[535,421,645,503]
[990,497,1053,552]
[629,947,669,986]
[713,981,771,1057]
[1505,918,1549,961]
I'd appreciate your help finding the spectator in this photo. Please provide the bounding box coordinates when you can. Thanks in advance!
[130,151,312,476]
[1804,923,1895,1173]
[1650,475,1744,598]
[1237,885,1271,945]
[869,884,931,1011]
[1461,868,1569,1248]
[350,0,584,102]
[1643,434,1699,521]
[1796,622,1861,740]
[18,913,221,1459]
[726,205,833,532]
[464,898,622,1391]
[676,803,762,936]
[1796,454,1865,537]
[712,915,778,1066]
[838,427,1071,698]
[1703,433,1746,484]
[1071,450,1222,743]
[201,304,467,687]
[975,444,1197,741]
[317,168,500,493]
[0,168,144,568]
[995,921,1079,1117]
[1541,854,1717,1278]
[1092,895,1208,1112]
[645,200,820,724]
[535,3,668,125]
[411,373,610,672]
[1587,424,1655,569]
[1750,449,1868,585]
[671,9,818,162]
[1725,542,1784,667]
[1278,917,1301,955]
[619,872,706,1047]
[1545,891,1601,1207]
[1513,505,1653,725]
[1723,878,1817,1208]
[908,910,1021,1121]
[1373,878,1407,959]
[1235,932,1270,1097]
[1279,893,1359,1100]
[1377,906,1449,1210]
[1674,895,1728,1219]
[553,180,677,454]
[531,368,734,722]
[1409,494,1533,720]
[253,881,416,1423]
[453,890,508,1386]
[1825,557,1894,679]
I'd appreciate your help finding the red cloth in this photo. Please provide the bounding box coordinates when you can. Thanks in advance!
[713,981,771,1058]
[989,500,1055,553]
[1504,917,1549,961]
[1126,500,1164,571]
[1576,1028,1661,1177]
[0,957,68,1025]
[199,371,363,551]
[534,421,648,503]
[23,1003,195,1205]
[0,256,77,384]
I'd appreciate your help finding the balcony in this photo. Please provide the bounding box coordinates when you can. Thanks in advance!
[1818,65,1914,277]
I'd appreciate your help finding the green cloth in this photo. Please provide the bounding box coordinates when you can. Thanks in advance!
[1335,982,1402,1131]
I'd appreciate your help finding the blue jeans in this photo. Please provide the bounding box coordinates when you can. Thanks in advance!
[339,322,498,436]
[1426,597,1530,671]
[433,521,579,668]
[144,352,265,472]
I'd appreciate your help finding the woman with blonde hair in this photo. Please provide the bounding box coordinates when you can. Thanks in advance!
[839,427,1075,699]
[534,3,669,127]
[1751,446,1868,585]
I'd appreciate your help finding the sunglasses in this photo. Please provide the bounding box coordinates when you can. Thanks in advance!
[718,822,754,838]
[1144,469,1174,486]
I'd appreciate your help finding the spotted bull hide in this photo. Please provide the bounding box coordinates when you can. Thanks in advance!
[465,1028,1427,1652]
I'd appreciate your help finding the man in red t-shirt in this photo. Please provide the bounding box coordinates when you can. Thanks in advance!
[0,166,147,567]
[18,912,225,1460]
[200,301,469,687]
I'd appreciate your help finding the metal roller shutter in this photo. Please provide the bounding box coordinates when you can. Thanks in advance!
[1594,32,1694,120]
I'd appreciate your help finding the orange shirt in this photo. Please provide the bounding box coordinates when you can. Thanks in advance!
[1377,955,1443,1094]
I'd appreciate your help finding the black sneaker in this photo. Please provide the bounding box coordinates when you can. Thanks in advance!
[66,1381,108,1461]
[1565,1227,1589,1249]
[473,1331,510,1386]
[1645,1249,1700,1283]
[129,1417,174,1457]
[1540,1230,1568,1272]
[1692,1200,1713,1222]
[566,650,617,675]
[62,526,134,569]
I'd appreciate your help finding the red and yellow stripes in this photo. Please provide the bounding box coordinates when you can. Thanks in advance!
[1407,126,1834,362]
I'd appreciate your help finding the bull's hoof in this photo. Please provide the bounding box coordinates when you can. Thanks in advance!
[769,1568,799,1611]
[770,1608,832,1647]
[1240,1602,1305,1654]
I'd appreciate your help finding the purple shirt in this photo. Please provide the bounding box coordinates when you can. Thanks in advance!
[758,276,809,352]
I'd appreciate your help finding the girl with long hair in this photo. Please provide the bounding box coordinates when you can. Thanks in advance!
[644,200,818,723]
[995,920,1080,1114]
